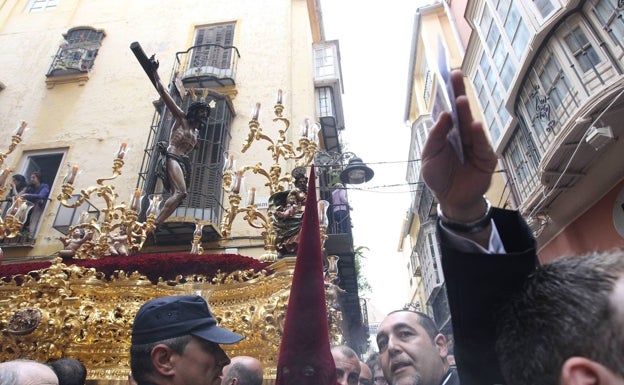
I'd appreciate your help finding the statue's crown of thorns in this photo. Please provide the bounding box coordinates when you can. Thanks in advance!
[188,87,216,108]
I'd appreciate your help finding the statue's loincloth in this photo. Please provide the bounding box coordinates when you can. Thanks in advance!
[155,141,191,192]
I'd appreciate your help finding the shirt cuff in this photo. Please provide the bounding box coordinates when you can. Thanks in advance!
[440,219,507,254]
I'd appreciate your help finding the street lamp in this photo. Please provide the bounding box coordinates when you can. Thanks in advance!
[314,151,374,185]
[340,156,374,185]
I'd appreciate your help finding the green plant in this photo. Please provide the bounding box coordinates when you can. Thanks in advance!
[354,245,372,294]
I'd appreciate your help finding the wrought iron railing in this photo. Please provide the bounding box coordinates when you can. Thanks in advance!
[174,44,241,88]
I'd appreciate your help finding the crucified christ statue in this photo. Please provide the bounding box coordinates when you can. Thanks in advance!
[132,42,211,226]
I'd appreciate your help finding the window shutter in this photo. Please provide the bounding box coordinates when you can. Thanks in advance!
[192,24,235,69]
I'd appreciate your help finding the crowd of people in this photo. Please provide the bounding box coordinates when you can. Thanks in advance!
[2,69,624,385]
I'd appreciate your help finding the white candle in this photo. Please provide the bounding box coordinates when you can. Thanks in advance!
[226,154,234,170]
[246,187,256,206]
[251,103,261,120]
[67,165,79,184]
[232,171,243,194]
[301,119,309,137]
[15,121,27,137]
[117,142,128,160]
[148,195,162,216]
[0,168,10,187]
[130,189,142,211]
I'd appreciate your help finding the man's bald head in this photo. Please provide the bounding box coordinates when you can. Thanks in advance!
[359,361,372,385]
[221,356,263,385]
[0,359,58,385]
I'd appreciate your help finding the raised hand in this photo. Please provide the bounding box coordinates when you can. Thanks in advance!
[421,70,497,223]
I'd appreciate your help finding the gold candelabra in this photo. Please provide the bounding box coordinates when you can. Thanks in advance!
[220,92,319,262]
[0,121,33,239]
[56,148,160,259]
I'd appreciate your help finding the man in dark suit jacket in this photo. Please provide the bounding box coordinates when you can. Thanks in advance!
[376,310,459,385]
[420,69,624,385]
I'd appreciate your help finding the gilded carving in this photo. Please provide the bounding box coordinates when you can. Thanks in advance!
[0,258,344,382]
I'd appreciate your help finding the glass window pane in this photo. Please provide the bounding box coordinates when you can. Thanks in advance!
[585,46,602,65]
[513,22,530,58]
[485,65,497,90]
[480,6,492,32]
[316,87,332,117]
[496,0,511,18]
[564,30,582,52]
[499,102,510,125]
[493,42,506,69]
[564,26,602,71]
[314,47,335,78]
[473,70,484,94]
[484,101,494,123]
[501,56,515,89]
[480,51,489,69]
[504,6,521,38]
[534,0,555,17]
[490,124,501,143]
[487,22,500,51]
[594,1,624,43]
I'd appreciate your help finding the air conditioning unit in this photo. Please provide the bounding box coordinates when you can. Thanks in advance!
[585,125,614,150]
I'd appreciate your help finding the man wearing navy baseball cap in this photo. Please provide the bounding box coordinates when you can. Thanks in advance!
[130,295,243,385]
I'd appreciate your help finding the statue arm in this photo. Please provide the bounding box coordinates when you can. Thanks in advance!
[149,57,185,119]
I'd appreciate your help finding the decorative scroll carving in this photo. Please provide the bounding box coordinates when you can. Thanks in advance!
[0,258,343,382]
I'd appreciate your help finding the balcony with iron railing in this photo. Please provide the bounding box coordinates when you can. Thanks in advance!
[47,46,98,77]
[45,27,105,87]
[417,186,436,223]
[174,44,241,89]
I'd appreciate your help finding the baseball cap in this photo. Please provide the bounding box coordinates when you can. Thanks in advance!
[131,295,243,345]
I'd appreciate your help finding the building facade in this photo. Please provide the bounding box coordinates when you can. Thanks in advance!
[403,0,624,335]
[463,0,624,260]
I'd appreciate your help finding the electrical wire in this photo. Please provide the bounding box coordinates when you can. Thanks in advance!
[325,182,425,194]
[363,159,421,165]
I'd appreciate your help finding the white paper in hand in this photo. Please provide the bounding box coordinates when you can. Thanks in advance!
[436,37,464,163]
